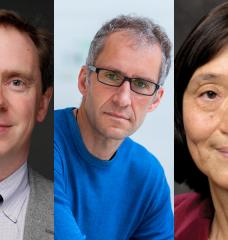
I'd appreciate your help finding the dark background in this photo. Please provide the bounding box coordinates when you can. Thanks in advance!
[1,0,54,180]
[174,0,226,194]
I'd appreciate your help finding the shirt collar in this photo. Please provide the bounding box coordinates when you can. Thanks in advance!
[0,163,30,223]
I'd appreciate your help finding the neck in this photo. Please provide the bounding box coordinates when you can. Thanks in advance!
[76,107,122,160]
[209,180,228,240]
[0,157,27,182]
[0,147,29,182]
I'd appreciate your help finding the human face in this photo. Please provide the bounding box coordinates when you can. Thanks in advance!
[0,27,51,161]
[183,46,228,189]
[79,31,163,141]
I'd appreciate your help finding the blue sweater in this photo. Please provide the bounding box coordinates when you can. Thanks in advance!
[54,108,173,240]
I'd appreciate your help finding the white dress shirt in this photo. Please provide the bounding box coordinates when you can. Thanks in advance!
[0,163,30,240]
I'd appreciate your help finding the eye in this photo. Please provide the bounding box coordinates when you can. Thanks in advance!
[12,79,24,86]
[8,79,26,91]
[133,79,149,89]
[105,72,119,81]
[201,90,217,99]
[196,86,223,111]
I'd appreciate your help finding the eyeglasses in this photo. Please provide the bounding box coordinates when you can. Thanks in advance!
[88,65,160,96]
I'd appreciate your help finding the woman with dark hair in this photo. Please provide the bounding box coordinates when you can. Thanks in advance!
[175,2,228,240]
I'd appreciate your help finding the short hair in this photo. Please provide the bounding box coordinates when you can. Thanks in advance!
[175,2,228,197]
[0,9,53,93]
[86,15,172,85]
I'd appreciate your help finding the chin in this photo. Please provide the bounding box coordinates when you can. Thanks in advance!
[0,144,11,158]
[210,173,228,190]
[217,175,228,190]
[102,127,130,140]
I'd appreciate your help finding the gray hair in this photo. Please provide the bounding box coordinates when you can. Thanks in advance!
[86,15,172,85]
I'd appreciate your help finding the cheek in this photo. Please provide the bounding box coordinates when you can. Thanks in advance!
[183,100,216,171]
[133,97,153,118]
[183,101,214,144]
[12,94,38,126]
[85,86,102,112]
[86,83,115,112]
[84,87,106,124]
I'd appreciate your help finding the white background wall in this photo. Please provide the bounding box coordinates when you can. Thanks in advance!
[55,0,174,207]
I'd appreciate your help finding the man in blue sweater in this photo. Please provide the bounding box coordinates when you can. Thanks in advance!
[55,15,173,239]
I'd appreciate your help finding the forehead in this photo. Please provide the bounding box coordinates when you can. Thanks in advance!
[189,46,228,86]
[95,31,162,81]
[0,26,40,78]
[103,31,153,50]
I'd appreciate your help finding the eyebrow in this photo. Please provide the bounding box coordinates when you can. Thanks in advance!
[192,73,226,82]
[2,70,35,82]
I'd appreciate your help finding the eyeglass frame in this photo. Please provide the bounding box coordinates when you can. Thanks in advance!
[87,65,160,96]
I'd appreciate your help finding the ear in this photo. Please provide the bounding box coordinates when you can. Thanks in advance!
[36,87,53,122]
[78,66,88,96]
[147,87,164,112]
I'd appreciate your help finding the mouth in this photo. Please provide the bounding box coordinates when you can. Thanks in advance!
[216,147,228,158]
[105,112,130,121]
[0,124,12,134]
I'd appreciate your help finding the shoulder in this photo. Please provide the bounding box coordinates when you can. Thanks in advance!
[54,107,75,144]
[175,192,211,215]
[124,137,165,176]
[28,168,53,215]
[54,107,74,128]
[29,168,53,198]
[122,138,169,199]
[54,107,71,118]
[175,192,201,207]
[175,192,213,239]
[24,168,54,239]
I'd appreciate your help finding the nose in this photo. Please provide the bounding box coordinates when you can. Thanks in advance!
[219,101,228,135]
[0,86,8,111]
[112,81,132,108]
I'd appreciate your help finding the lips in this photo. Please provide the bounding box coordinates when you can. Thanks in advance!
[0,124,12,134]
[105,112,130,120]
[216,147,228,158]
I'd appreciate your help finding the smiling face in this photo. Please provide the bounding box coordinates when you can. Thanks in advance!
[0,26,51,163]
[183,46,228,189]
[78,31,163,141]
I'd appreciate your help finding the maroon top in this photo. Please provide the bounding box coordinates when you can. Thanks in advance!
[175,192,214,240]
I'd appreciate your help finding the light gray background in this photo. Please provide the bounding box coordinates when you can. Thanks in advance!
[54,0,174,206]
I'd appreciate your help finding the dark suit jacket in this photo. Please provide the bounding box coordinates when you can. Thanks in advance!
[23,168,54,240]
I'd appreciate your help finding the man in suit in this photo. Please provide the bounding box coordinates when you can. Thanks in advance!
[0,9,53,240]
